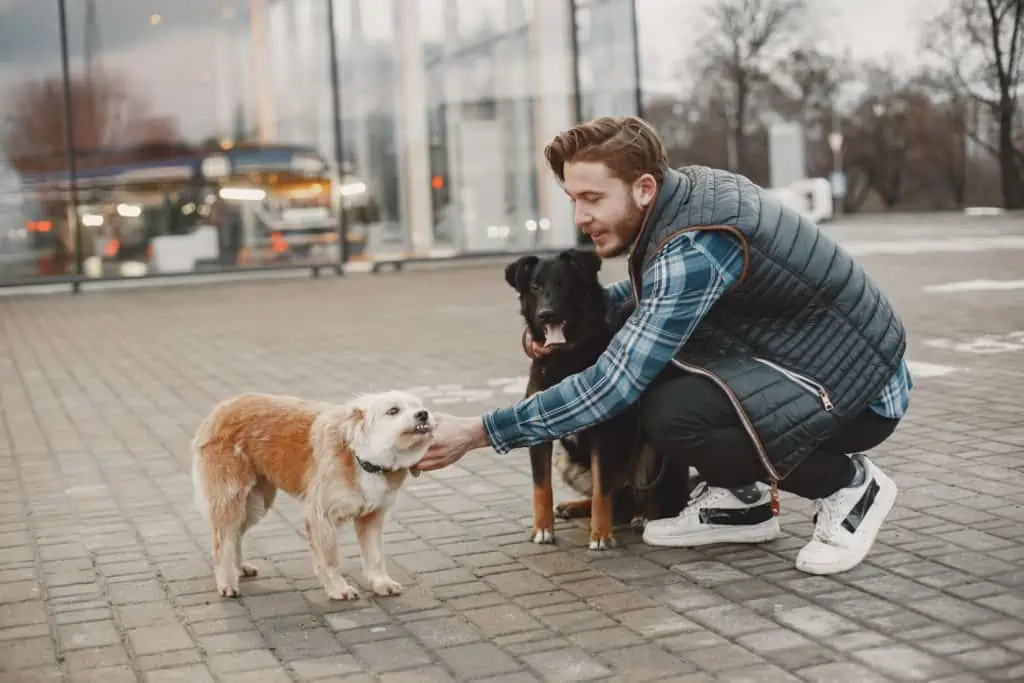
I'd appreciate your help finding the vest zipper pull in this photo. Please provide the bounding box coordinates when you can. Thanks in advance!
[770,479,780,516]
[819,390,834,411]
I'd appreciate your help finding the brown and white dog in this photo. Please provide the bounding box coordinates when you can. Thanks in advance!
[190,390,434,600]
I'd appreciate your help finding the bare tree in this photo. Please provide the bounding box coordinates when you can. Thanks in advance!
[1,68,176,173]
[698,0,808,176]
[1,69,177,273]
[766,46,855,177]
[925,0,1024,208]
[842,63,917,210]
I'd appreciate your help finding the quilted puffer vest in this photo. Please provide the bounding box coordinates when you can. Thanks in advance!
[628,166,907,480]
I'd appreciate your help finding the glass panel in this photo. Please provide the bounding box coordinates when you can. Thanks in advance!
[332,0,405,261]
[0,1,77,283]
[29,0,342,279]
[574,0,639,122]
[422,0,543,254]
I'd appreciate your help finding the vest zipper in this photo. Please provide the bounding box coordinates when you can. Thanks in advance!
[753,357,834,412]
[669,358,781,481]
[627,266,780,483]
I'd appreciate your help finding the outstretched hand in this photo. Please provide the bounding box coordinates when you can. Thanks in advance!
[416,413,490,472]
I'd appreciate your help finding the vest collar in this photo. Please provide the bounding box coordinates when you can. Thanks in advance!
[628,168,692,287]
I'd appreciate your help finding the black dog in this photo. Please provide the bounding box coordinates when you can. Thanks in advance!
[504,248,686,550]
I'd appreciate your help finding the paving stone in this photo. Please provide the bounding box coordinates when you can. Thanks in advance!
[405,614,483,648]
[57,620,122,650]
[349,637,433,673]
[597,643,695,679]
[287,655,363,680]
[67,666,139,683]
[774,605,861,638]
[682,643,765,672]
[436,642,523,679]
[144,665,216,683]
[219,669,294,683]
[126,623,195,656]
[2,251,1022,682]
[798,662,896,682]
[135,648,204,671]
[851,645,958,680]
[521,646,613,681]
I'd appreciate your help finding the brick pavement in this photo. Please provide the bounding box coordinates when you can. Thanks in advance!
[1,232,1023,682]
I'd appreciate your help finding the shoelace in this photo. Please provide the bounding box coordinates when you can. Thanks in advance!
[680,481,730,518]
[810,497,845,546]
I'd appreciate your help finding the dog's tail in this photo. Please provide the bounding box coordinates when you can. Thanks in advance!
[190,414,216,521]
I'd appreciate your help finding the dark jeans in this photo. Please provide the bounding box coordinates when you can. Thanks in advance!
[638,371,900,500]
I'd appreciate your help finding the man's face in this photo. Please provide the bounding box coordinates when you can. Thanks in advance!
[563,161,655,258]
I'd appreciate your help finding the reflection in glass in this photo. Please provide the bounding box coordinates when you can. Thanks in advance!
[574,0,640,121]
[421,0,544,254]
[5,0,351,279]
[0,0,76,282]
[0,0,578,285]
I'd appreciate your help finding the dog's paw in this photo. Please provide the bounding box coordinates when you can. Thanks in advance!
[531,527,555,544]
[238,564,259,578]
[370,576,403,596]
[555,499,591,519]
[629,516,648,531]
[588,532,616,551]
[217,583,240,598]
[326,584,360,601]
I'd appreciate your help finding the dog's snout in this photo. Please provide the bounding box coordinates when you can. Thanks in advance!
[414,410,429,423]
[537,307,556,323]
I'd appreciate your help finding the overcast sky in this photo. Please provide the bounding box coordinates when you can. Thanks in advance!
[636,0,943,92]
[0,0,948,144]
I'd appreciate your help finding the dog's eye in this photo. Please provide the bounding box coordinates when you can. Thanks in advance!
[386,406,400,416]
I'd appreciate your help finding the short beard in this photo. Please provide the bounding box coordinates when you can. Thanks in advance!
[603,199,647,258]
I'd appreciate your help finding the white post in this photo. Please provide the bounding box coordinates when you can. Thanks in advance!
[441,0,464,253]
[249,0,277,142]
[393,0,433,256]
[529,0,577,249]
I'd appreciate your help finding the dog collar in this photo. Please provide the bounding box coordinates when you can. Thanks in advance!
[356,457,399,475]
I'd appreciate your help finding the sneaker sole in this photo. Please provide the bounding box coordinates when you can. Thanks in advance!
[642,519,781,548]
[795,467,898,575]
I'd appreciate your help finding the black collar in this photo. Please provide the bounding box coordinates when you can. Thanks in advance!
[356,457,400,475]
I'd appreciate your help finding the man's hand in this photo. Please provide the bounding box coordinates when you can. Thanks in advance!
[416,414,490,472]
[523,328,556,360]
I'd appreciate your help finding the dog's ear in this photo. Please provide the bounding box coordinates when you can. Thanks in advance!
[560,249,601,278]
[504,255,539,292]
[338,405,366,444]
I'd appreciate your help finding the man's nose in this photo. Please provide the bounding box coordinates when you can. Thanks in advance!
[574,205,592,227]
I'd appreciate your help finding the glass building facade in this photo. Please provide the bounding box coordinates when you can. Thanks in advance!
[0,0,640,286]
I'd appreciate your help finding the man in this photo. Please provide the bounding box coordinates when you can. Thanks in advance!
[417,116,912,576]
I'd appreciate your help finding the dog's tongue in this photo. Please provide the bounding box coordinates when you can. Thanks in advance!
[544,324,566,346]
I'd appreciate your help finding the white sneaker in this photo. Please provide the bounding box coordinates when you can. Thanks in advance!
[641,480,781,547]
[795,454,897,575]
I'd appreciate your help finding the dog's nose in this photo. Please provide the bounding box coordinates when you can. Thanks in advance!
[414,410,429,423]
[537,307,555,323]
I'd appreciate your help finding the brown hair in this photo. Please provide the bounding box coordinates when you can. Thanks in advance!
[544,116,669,185]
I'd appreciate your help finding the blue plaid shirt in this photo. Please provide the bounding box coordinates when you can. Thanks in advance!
[483,230,913,454]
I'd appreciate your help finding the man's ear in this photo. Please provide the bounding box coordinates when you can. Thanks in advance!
[632,173,657,208]
[503,255,539,292]
[560,248,601,278]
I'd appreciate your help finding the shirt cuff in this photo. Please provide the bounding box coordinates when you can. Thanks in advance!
[482,406,519,454]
